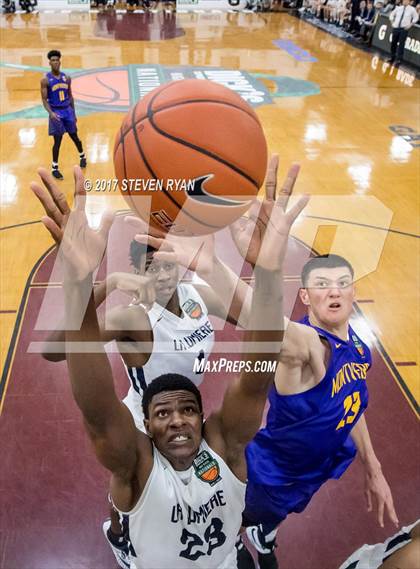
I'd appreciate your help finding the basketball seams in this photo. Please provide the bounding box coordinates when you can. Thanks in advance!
[128,98,220,230]
[117,98,260,143]
[118,81,177,142]
[147,108,259,190]
[151,98,260,125]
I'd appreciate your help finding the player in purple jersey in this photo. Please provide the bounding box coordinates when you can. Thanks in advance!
[236,253,399,569]
[41,50,86,180]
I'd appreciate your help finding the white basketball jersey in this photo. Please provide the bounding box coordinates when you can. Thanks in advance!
[123,284,214,430]
[118,439,245,569]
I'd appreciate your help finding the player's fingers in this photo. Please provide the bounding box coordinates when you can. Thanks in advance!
[145,283,156,306]
[285,194,310,224]
[99,209,115,237]
[31,182,64,226]
[265,154,279,201]
[378,497,385,528]
[38,167,71,216]
[385,495,399,527]
[134,233,173,252]
[365,489,372,512]
[276,163,301,211]
[73,166,86,211]
[124,215,166,238]
[152,251,178,264]
[124,215,147,230]
[41,216,63,243]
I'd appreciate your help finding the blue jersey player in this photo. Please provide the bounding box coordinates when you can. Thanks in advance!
[41,50,86,180]
[238,253,399,569]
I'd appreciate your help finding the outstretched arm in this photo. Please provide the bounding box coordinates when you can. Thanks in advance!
[32,167,153,508]
[205,156,309,480]
[351,415,398,528]
[32,175,154,362]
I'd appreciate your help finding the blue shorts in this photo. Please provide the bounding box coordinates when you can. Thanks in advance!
[243,479,324,532]
[48,106,77,136]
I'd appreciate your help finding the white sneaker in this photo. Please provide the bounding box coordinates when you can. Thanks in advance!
[102,519,131,569]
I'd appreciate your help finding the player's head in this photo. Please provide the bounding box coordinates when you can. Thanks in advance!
[47,50,61,73]
[299,254,355,328]
[129,240,179,305]
[142,374,204,466]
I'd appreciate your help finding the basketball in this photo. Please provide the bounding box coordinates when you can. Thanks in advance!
[113,79,268,235]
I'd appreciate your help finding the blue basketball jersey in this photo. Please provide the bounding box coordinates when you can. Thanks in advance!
[46,72,70,109]
[246,316,371,486]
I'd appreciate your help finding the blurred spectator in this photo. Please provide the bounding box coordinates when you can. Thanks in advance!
[388,0,419,64]
[352,0,368,32]
[19,0,36,11]
[356,0,376,39]
[379,0,394,14]
[2,0,16,11]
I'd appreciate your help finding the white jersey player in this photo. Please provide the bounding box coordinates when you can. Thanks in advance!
[33,156,308,569]
[41,237,241,565]
[42,236,239,424]
[124,282,215,430]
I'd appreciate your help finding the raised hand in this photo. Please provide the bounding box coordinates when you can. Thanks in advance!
[230,155,309,271]
[125,216,215,277]
[108,272,156,309]
[364,468,399,528]
[31,166,114,282]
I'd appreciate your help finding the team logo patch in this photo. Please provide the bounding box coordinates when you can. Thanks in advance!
[352,334,365,357]
[193,450,222,486]
[182,299,203,319]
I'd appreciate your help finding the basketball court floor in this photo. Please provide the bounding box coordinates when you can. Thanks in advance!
[0,7,419,569]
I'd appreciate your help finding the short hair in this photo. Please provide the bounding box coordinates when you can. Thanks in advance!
[129,240,157,270]
[301,254,354,286]
[142,374,203,420]
[47,50,61,60]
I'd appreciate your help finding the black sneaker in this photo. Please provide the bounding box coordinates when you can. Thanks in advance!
[79,156,87,169]
[102,519,131,569]
[236,536,256,569]
[52,169,64,180]
[257,550,279,569]
[246,525,278,569]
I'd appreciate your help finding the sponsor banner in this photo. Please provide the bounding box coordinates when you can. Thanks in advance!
[176,0,248,11]
[38,0,89,9]
[371,15,420,69]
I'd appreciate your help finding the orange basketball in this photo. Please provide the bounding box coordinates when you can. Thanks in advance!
[113,79,268,236]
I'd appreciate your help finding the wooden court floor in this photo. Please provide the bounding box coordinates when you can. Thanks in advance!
[0,7,419,568]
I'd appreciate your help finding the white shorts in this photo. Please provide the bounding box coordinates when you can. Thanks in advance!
[338,520,419,569]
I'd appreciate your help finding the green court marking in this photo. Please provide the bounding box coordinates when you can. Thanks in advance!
[253,74,321,97]
[0,62,321,123]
